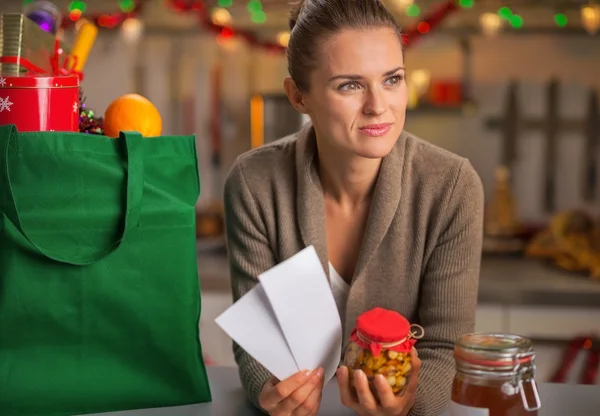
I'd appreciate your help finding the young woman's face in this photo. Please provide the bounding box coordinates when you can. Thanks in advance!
[302,27,407,160]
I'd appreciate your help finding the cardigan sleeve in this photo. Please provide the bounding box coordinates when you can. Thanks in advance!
[410,159,484,416]
[223,157,277,412]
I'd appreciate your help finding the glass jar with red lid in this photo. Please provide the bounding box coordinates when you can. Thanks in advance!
[341,307,424,400]
[450,332,541,416]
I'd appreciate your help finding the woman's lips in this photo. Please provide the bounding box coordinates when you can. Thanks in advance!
[358,123,392,137]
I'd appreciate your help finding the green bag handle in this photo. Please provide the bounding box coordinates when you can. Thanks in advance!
[0,124,144,266]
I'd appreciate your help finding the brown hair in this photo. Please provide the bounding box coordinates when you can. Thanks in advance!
[287,0,402,92]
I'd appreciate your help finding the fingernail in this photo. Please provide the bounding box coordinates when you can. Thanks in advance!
[303,370,312,377]
[316,367,324,377]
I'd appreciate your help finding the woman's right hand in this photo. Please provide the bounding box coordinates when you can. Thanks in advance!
[258,368,325,416]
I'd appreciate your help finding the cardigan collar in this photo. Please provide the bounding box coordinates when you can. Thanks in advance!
[295,122,407,282]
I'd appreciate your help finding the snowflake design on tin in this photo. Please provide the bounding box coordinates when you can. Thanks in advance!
[0,96,13,112]
[73,101,79,113]
[0,77,6,87]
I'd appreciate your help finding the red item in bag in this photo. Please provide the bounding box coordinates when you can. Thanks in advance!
[0,75,79,132]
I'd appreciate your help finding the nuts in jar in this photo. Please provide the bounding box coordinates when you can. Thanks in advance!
[341,307,424,400]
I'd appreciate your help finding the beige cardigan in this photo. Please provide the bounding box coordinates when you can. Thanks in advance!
[223,123,484,415]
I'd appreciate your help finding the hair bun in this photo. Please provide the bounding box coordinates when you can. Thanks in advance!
[289,0,307,30]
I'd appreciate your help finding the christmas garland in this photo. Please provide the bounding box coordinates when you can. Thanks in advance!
[60,0,460,53]
[59,0,149,30]
[166,0,460,53]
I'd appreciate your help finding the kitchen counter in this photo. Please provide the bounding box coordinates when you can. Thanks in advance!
[81,366,600,416]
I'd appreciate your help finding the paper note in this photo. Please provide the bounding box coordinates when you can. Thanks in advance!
[215,245,343,383]
[214,283,298,381]
[258,246,342,382]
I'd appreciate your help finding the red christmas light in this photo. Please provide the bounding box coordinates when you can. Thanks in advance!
[69,9,82,21]
[417,22,430,34]
[220,27,234,38]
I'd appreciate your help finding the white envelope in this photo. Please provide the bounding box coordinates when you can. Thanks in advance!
[215,246,343,382]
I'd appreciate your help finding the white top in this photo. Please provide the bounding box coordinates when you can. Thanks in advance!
[328,262,350,325]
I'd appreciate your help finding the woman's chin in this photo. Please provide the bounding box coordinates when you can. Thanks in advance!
[354,137,398,159]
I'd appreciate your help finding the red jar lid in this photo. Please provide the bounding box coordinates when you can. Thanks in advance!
[0,75,79,88]
[356,307,411,343]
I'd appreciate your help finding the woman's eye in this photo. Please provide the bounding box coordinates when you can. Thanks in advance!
[339,81,361,91]
[385,75,403,85]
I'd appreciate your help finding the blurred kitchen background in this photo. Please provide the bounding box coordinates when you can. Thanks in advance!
[3,0,600,384]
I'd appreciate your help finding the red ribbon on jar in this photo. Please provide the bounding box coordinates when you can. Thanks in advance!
[349,307,425,357]
[0,39,82,80]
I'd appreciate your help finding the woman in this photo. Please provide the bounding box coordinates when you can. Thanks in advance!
[223,0,484,415]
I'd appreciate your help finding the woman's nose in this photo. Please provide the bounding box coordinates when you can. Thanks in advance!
[363,88,386,116]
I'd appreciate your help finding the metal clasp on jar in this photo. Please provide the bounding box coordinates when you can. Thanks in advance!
[512,351,541,411]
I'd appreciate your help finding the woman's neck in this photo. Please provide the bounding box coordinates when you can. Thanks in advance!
[316,143,381,208]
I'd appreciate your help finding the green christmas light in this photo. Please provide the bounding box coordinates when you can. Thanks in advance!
[218,0,233,7]
[251,10,266,24]
[119,0,135,13]
[459,0,474,8]
[498,7,512,19]
[509,14,523,28]
[406,4,420,17]
[247,0,262,13]
[68,0,87,12]
[554,13,568,28]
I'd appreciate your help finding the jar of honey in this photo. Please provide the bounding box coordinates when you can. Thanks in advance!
[341,307,423,400]
[450,333,541,416]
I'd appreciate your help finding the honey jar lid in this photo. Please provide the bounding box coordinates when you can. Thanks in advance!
[454,332,535,369]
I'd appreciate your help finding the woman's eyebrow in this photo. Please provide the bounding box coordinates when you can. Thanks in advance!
[328,66,406,82]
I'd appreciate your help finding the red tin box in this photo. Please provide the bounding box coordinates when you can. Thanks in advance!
[0,75,79,132]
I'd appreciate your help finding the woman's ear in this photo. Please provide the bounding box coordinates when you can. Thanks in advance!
[283,77,308,114]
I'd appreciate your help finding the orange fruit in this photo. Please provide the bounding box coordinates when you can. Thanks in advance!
[103,94,162,138]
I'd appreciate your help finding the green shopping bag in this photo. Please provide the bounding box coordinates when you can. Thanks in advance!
[0,124,211,416]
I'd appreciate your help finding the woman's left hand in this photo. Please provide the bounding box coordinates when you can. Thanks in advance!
[336,348,422,416]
